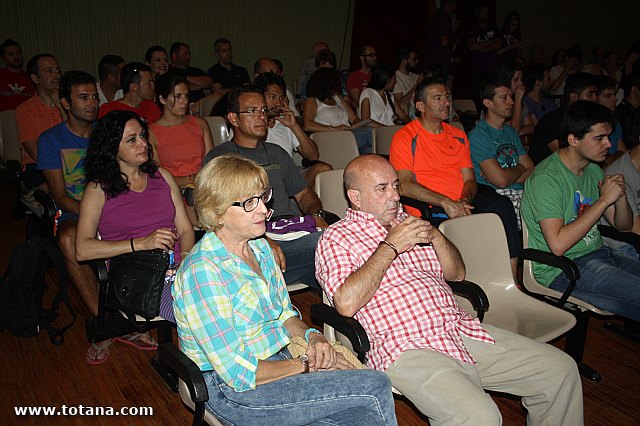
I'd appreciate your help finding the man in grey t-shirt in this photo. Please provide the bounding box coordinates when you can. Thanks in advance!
[602,108,640,256]
[203,84,328,290]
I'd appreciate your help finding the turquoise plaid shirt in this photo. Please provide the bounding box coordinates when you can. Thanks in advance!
[173,232,298,392]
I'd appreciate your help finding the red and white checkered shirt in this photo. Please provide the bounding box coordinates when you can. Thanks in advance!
[315,208,494,371]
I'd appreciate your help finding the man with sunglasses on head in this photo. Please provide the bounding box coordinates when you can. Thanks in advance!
[98,62,161,123]
[203,85,329,292]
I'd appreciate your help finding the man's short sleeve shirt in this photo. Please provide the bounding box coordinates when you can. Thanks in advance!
[36,122,89,201]
[468,119,527,189]
[390,119,473,217]
[315,209,493,371]
[521,152,604,285]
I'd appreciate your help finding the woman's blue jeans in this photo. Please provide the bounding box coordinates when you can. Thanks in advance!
[550,246,640,321]
[202,348,397,425]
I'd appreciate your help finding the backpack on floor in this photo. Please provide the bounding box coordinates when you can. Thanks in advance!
[0,236,76,345]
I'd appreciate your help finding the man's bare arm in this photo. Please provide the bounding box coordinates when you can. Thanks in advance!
[42,169,80,214]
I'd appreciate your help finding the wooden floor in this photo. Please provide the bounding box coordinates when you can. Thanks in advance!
[0,181,638,426]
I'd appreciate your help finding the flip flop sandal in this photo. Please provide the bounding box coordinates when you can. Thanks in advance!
[114,333,158,351]
[86,341,112,365]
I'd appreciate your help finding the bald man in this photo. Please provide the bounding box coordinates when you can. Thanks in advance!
[315,154,583,426]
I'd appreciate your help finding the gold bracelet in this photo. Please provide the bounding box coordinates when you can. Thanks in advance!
[378,240,398,258]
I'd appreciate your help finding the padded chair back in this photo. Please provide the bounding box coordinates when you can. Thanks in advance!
[372,125,402,156]
[452,99,477,114]
[1,110,20,162]
[440,214,576,342]
[204,116,232,147]
[521,216,612,315]
[310,131,359,169]
[314,169,348,219]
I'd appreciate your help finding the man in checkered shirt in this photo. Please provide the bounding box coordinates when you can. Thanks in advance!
[315,155,583,425]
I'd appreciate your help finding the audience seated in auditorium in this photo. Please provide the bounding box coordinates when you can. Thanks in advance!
[303,67,372,153]
[254,72,330,188]
[16,53,64,190]
[529,72,598,164]
[149,74,213,227]
[360,63,406,126]
[467,3,501,109]
[173,153,396,425]
[549,47,581,101]
[98,62,161,123]
[469,78,534,229]
[392,46,423,122]
[297,41,329,101]
[75,110,195,364]
[594,74,625,163]
[144,45,169,80]
[390,77,521,275]
[315,154,583,426]
[206,38,250,97]
[523,64,557,125]
[204,85,329,291]
[616,72,640,130]
[497,61,532,134]
[96,54,124,106]
[346,45,377,106]
[601,108,640,257]
[254,57,299,117]
[0,39,34,111]
[425,0,458,89]
[168,41,211,103]
[522,100,640,323]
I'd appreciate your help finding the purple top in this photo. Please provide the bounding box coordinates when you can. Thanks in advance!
[523,95,557,122]
[98,171,181,263]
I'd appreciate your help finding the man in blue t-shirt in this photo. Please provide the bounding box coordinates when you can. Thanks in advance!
[469,78,534,228]
[36,70,100,322]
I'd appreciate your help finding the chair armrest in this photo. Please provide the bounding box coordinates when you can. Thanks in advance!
[157,343,209,403]
[89,259,109,284]
[598,224,640,253]
[310,303,370,360]
[447,280,489,322]
[33,188,58,218]
[520,248,580,307]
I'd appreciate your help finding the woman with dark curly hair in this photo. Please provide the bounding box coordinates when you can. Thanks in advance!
[76,110,195,365]
[359,64,408,126]
[149,73,213,226]
[303,67,372,153]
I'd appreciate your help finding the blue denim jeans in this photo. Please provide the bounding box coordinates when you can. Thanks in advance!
[203,348,397,425]
[352,127,373,154]
[550,246,640,321]
[279,231,322,290]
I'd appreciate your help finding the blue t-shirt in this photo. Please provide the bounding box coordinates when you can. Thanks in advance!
[468,119,527,190]
[36,122,90,201]
[608,122,623,155]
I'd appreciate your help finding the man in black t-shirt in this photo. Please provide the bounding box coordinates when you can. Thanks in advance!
[206,38,250,98]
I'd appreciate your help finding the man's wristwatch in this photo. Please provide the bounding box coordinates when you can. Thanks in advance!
[298,354,310,373]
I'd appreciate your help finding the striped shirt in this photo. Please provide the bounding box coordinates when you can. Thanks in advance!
[315,209,494,371]
[173,232,298,392]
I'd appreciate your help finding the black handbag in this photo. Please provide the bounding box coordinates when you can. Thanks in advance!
[106,249,169,322]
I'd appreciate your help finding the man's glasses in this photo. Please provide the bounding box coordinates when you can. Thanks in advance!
[363,53,377,57]
[231,187,273,212]
[235,107,268,116]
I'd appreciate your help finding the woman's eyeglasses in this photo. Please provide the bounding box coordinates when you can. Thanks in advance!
[231,187,273,212]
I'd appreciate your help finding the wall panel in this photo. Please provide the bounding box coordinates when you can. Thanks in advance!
[1,0,354,89]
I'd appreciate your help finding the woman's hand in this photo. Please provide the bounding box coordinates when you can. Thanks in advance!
[306,334,337,372]
[135,228,177,251]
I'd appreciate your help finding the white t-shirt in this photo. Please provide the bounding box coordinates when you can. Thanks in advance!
[97,82,123,106]
[549,65,565,97]
[266,120,300,157]
[314,95,350,127]
[359,88,395,126]
[393,71,419,96]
